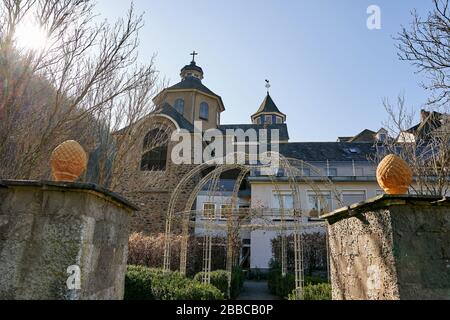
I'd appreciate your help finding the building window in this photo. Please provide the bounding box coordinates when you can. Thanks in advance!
[174,99,184,114]
[256,117,262,125]
[203,203,215,219]
[302,168,311,177]
[273,193,294,215]
[342,191,366,206]
[276,116,282,124]
[265,115,272,124]
[378,133,387,141]
[307,192,332,217]
[220,204,232,219]
[141,128,168,171]
[141,146,167,171]
[200,102,209,120]
[354,167,364,176]
[328,168,337,176]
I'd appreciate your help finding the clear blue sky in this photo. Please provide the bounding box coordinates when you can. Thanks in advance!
[96,0,432,142]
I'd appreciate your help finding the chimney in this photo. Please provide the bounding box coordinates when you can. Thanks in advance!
[421,109,430,122]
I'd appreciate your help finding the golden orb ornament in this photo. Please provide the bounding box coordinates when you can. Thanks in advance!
[50,140,87,182]
[376,154,413,195]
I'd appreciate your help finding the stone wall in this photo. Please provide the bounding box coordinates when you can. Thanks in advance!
[0,180,136,300]
[322,195,450,300]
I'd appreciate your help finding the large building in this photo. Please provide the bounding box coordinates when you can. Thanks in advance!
[119,56,389,270]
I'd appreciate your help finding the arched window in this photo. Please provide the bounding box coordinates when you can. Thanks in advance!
[141,128,169,171]
[200,102,209,120]
[174,99,184,115]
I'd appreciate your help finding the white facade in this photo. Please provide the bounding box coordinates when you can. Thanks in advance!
[248,179,382,270]
[194,172,383,271]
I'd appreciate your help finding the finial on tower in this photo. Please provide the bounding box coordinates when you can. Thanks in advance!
[265,79,271,94]
[190,50,198,63]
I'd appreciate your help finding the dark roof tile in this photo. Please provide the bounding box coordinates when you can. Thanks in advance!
[279,142,376,162]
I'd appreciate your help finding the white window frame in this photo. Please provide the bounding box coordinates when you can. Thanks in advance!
[202,202,216,219]
[307,191,332,215]
[341,190,366,206]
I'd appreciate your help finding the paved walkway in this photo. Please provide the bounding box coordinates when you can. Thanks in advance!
[237,281,279,300]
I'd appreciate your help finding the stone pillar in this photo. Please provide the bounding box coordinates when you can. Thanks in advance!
[0,180,137,300]
[322,195,450,300]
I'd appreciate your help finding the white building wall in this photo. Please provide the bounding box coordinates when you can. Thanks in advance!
[249,180,382,270]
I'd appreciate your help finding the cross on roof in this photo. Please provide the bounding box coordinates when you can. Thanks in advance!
[190,51,198,62]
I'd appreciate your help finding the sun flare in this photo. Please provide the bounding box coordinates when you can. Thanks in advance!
[14,20,48,52]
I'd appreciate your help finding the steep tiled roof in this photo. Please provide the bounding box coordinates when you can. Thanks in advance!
[279,142,376,162]
[348,129,376,143]
[166,76,224,109]
[252,93,285,117]
[157,103,194,132]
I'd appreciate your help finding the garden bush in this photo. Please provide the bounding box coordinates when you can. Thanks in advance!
[124,265,224,300]
[194,270,229,298]
[288,283,331,300]
[268,260,328,299]
[194,267,244,299]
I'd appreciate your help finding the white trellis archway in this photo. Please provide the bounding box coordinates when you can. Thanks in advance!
[163,153,339,299]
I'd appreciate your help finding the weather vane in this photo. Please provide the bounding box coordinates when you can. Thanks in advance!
[190,51,198,62]
[265,79,271,93]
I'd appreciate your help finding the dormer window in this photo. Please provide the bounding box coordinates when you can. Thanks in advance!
[174,99,184,115]
[276,116,282,124]
[265,115,272,124]
[200,102,209,120]
[256,117,262,125]
[377,133,387,142]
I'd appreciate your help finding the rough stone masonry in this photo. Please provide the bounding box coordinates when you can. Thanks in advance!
[322,195,450,300]
[0,180,137,300]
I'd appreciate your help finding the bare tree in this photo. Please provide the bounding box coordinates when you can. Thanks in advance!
[397,0,450,106]
[375,96,450,196]
[0,0,162,188]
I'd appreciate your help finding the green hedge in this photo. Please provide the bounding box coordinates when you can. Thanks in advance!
[268,261,328,299]
[194,270,229,298]
[288,283,332,300]
[124,265,224,300]
[194,267,244,299]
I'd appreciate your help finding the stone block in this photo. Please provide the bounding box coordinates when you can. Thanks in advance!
[0,180,137,300]
[322,195,450,300]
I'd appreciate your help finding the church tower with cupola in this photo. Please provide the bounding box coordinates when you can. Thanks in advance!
[251,81,286,125]
[153,52,225,130]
